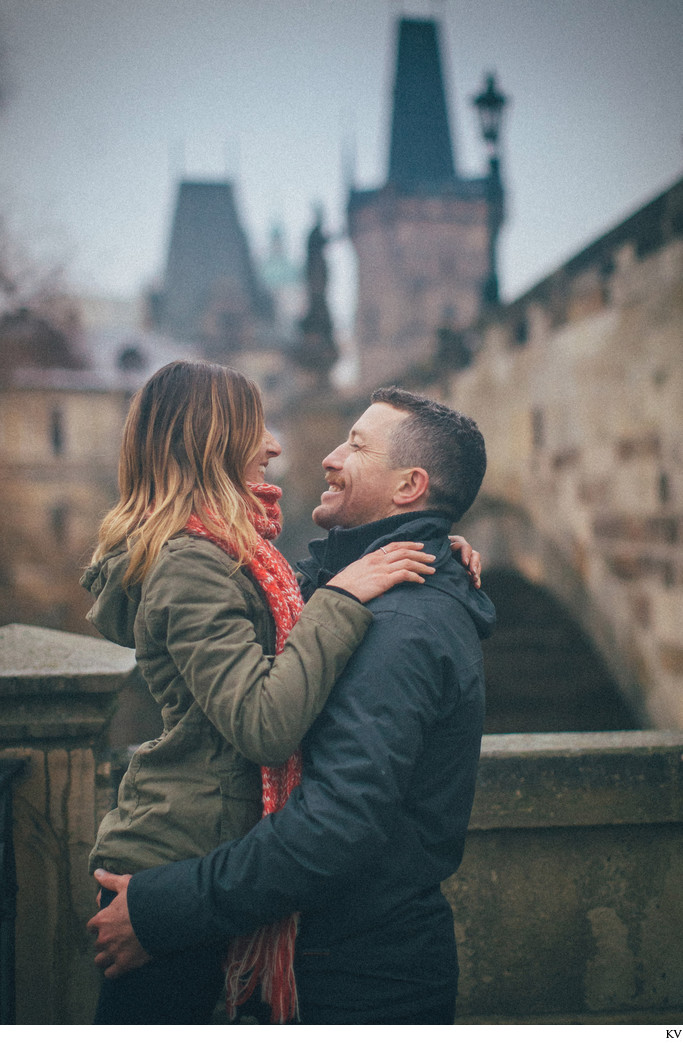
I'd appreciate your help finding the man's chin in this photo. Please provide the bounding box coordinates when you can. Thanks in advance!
[311,504,336,530]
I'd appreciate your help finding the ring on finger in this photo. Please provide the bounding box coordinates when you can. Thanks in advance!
[380,547,388,556]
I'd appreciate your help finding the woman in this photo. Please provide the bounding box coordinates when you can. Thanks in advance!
[82,359,445,1025]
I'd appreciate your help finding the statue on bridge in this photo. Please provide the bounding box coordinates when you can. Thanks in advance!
[290,206,339,383]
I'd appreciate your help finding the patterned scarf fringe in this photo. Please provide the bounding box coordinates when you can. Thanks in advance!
[225,913,300,1024]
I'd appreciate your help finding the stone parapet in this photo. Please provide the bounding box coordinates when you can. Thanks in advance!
[471,730,683,828]
[446,731,683,1023]
[0,624,134,741]
[0,624,135,1025]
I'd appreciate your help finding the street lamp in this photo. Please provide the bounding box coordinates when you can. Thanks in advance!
[472,73,509,306]
[473,73,508,153]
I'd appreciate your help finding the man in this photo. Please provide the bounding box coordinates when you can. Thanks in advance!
[89,386,495,1024]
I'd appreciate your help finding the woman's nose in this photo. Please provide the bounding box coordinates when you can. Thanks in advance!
[265,430,281,458]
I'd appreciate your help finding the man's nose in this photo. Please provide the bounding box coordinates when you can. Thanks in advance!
[321,443,345,470]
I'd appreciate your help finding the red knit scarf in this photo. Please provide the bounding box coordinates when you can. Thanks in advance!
[184,482,304,1023]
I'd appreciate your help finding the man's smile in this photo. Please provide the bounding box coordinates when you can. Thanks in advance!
[320,476,345,499]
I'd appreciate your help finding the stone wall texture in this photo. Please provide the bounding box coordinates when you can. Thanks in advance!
[349,191,490,392]
[445,731,683,1023]
[425,180,683,729]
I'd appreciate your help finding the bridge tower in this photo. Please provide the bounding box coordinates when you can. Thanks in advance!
[347,17,505,390]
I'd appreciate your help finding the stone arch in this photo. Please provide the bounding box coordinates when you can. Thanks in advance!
[480,569,638,733]
[462,497,646,730]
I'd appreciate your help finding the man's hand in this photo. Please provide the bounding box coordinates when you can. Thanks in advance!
[87,868,152,980]
[449,535,482,589]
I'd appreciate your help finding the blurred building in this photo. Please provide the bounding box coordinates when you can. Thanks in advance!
[152,180,274,342]
[0,368,129,630]
[348,17,504,390]
[0,291,200,632]
[148,179,291,414]
[0,176,312,631]
[0,306,84,380]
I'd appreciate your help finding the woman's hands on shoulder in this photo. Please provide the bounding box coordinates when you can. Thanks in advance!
[327,542,435,603]
[448,535,482,589]
[327,535,483,602]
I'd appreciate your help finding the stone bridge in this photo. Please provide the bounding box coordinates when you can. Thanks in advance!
[278,177,683,733]
[441,177,683,730]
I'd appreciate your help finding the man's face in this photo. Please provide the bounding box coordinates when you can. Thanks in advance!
[312,402,408,530]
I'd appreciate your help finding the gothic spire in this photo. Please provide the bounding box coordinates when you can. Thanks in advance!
[387,18,457,189]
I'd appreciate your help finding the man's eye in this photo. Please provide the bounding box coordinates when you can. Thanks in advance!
[349,442,361,450]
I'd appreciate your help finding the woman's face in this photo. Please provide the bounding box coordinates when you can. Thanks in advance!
[244,428,282,483]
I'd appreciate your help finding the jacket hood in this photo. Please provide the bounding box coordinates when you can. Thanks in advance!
[422,538,496,640]
[80,546,141,648]
[297,512,496,640]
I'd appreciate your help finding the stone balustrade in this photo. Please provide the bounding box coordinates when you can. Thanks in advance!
[0,623,681,1024]
[0,624,135,1025]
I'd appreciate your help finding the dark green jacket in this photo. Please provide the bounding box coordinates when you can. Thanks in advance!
[81,535,372,875]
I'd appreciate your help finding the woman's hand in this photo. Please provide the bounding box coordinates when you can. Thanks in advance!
[449,535,482,589]
[328,542,437,603]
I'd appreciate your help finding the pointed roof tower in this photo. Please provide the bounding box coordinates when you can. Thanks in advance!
[387,18,457,189]
[158,180,272,342]
[347,15,507,391]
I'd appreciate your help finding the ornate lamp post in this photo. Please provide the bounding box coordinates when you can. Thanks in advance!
[472,73,508,306]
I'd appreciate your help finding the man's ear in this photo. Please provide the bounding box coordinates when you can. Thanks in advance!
[392,467,430,508]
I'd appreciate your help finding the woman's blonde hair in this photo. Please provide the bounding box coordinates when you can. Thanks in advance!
[94,359,266,586]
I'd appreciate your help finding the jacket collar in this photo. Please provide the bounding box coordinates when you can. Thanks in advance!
[297,511,452,589]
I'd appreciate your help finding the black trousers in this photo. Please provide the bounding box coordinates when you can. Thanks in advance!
[93,888,225,1025]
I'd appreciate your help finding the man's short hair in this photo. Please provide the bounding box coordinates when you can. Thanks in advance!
[371,386,486,522]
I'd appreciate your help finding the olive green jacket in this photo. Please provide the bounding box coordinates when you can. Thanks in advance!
[81,535,372,875]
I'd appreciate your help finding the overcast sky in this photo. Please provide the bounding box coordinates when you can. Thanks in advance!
[2,0,682,331]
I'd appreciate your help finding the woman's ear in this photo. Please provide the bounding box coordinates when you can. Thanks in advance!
[392,467,430,508]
